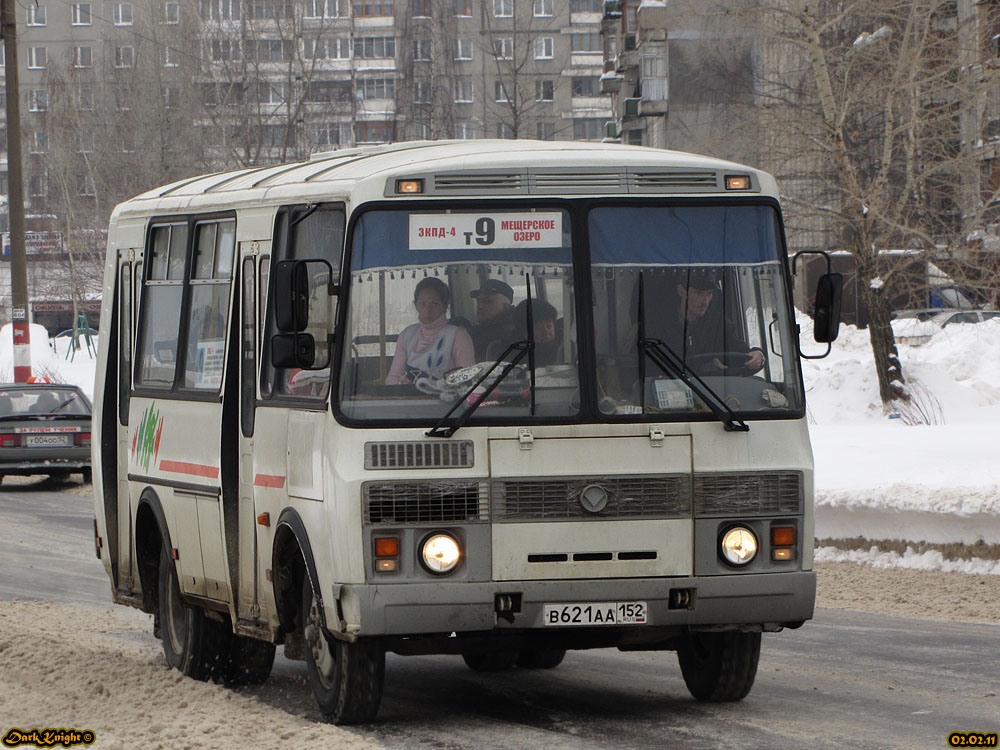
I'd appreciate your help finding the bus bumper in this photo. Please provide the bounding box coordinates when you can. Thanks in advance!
[341,571,816,637]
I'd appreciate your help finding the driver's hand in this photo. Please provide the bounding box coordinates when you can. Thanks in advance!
[745,349,764,371]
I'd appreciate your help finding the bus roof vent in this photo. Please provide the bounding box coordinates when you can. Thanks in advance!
[365,440,475,470]
[432,171,527,194]
[529,170,627,194]
[629,170,721,192]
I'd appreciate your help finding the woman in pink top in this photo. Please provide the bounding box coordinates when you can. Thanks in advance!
[385,277,475,384]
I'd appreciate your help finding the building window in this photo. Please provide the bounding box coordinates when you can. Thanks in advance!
[533,0,552,16]
[78,132,95,153]
[412,122,431,139]
[74,46,93,68]
[163,48,179,67]
[115,88,132,111]
[199,0,241,20]
[353,0,393,17]
[496,122,514,138]
[454,0,471,15]
[30,131,49,154]
[257,81,288,104]
[247,0,292,19]
[252,39,293,62]
[356,77,395,99]
[454,38,472,60]
[536,121,555,140]
[354,37,395,59]
[211,39,241,61]
[571,32,601,52]
[27,5,47,25]
[569,0,600,10]
[115,46,135,68]
[27,89,49,112]
[454,78,473,102]
[78,174,96,196]
[78,87,94,110]
[304,80,351,102]
[495,80,510,102]
[0,46,5,66]
[572,77,598,97]
[306,0,347,17]
[455,122,475,139]
[27,47,47,69]
[162,2,180,22]
[305,38,349,59]
[114,3,134,25]
[535,78,554,101]
[493,0,512,16]
[163,86,180,108]
[412,0,432,16]
[534,37,553,59]
[413,39,432,61]
[573,118,602,140]
[494,37,513,60]
[312,124,345,148]
[641,54,668,100]
[414,80,432,103]
[355,122,395,143]
[29,174,48,198]
[71,3,92,25]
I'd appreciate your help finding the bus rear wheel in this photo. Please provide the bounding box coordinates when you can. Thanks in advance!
[225,634,275,686]
[676,630,761,702]
[302,576,384,724]
[157,545,229,681]
[462,649,518,672]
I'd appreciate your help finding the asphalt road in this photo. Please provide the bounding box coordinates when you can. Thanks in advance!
[2,480,997,749]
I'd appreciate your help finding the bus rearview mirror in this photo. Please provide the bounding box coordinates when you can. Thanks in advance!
[271,332,315,368]
[813,272,843,343]
[274,260,310,332]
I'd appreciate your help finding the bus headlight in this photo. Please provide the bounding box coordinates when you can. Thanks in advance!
[719,526,758,566]
[420,533,462,574]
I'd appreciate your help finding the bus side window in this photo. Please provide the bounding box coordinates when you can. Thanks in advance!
[118,263,131,425]
[261,205,344,401]
[136,225,187,388]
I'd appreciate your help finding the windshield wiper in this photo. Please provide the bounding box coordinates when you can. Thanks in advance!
[637,274,748,432]
[427,278,537,438]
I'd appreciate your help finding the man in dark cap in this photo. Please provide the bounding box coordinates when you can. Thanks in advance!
[470,278,518,360]
[651,269,764,375]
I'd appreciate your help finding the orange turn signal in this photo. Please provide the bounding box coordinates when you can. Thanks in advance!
[772,548,794,561]
[725,175,750,190]
[771,527,795,547]
[397,179,424,194]
[374,537,400,558]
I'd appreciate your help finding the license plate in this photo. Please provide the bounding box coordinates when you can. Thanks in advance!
[25,435,71,446]
[543,601,647,627]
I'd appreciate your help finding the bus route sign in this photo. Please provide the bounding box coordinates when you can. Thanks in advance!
[408,212,563,250]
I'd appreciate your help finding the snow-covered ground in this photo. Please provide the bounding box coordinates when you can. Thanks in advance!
[3,314,999,572]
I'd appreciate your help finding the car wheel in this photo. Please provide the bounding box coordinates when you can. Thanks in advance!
[516,648,566,669]
[462,649,519,672]
[302,575,384,724]
[157,544,230,681]
[224,634,276,686]
[676,630,760,702]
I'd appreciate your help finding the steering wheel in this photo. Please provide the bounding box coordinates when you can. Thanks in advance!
[685,351,755,376]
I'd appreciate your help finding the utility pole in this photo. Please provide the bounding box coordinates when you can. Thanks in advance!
[1,0,32,381]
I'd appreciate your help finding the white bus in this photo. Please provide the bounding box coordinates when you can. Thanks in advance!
[92,140,841,724]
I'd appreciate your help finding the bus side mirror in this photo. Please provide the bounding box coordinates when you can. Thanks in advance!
[274,260,310,332]
[271,332,316,368]
[813,272,843,343]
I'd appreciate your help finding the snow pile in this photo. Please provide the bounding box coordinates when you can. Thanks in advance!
[815,545,1000,576]
[0,323,98,399]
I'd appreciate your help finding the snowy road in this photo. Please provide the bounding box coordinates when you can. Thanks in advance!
[1,483,997,748]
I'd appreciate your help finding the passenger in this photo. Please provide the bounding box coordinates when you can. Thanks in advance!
[469,278,518,360]
[516,299,562,367]
[386,277,475,384]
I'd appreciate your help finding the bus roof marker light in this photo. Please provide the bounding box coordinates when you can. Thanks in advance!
[397,179,424,194]
[725,175,751,190]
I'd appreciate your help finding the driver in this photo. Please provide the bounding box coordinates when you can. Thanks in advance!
[655,269,764,375]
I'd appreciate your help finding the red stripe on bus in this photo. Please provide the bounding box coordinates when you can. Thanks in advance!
[159,460,220,479]
[254,474,285,488]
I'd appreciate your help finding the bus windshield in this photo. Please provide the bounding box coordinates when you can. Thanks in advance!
[337,203,803,424]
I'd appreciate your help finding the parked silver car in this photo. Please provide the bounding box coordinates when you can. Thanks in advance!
[0,384,92,483]
[891,308,1000,345]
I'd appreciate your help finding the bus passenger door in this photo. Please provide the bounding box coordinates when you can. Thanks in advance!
[115,251,138,593]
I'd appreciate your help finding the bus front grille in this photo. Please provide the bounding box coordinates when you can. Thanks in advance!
[364,481,489,524]
[693,471,803,516]
[364,440,474,469]
[492,476,692,521]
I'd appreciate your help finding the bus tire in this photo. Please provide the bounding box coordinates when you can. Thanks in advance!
[516,648,566,670]
[224,635,276,686]
[302,576,384,724]
[462,649,518,672]
[676,631,761,702]
[80,468,92,484]
[157,544,230,681]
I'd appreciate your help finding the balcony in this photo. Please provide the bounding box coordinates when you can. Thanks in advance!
[638,98,668,116]
[600,71,624,94]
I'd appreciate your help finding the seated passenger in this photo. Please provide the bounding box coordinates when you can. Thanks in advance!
[469,279,518,361]
[386,277,475,384]
[516,299,562,367]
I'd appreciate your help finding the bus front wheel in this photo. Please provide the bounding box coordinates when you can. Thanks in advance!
[157,544,229,681]
[302,576,384,724]
[676,631,760,702]
[516,648,566,669]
